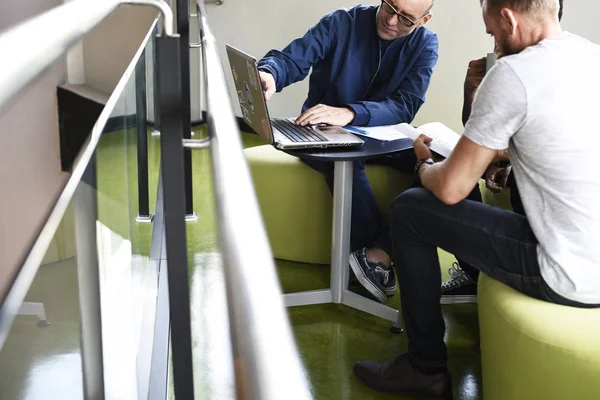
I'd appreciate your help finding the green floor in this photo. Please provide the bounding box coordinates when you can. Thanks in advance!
[0,125,481,399]
[184,125,482,399]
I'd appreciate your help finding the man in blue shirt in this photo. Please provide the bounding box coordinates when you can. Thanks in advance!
[258,0,439,300]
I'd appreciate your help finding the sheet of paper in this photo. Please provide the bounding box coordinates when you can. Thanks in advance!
[416,122,461,158]
[344,122,460,157]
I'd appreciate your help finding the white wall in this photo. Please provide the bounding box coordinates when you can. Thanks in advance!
[0,0,68,298]
[561,1,600,43]
[83,5,158,94]
[0,2,160,297]
[63,0,85,85]
[197,0,600,133]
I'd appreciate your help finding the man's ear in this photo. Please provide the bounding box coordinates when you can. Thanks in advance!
[500,8,518,35]
[421,13,433,26]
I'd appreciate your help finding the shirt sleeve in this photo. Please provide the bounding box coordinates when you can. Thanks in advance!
[463,60,528,150]
[257,12,339,92]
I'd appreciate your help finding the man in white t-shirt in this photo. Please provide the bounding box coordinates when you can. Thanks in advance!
[352,0,600,398]
[439,0,566,303]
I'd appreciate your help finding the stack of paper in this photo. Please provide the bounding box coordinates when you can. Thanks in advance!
[344,122,461,158]
[344,125,410,142]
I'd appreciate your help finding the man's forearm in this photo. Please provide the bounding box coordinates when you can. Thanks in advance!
[419,162,446,198]
[419,159,474,206]
[351,94,422,127]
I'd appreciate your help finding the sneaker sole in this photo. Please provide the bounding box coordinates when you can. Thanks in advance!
[384,285,397,297]
[349,253,387,303]
[440,295,477,305]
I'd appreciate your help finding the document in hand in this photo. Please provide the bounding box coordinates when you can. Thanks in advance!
[413,122,461,158]
[344,122,460,158]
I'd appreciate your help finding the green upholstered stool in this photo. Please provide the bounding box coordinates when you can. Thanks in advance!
[243,144,413,265]
[478,273,600,400]
[479,180,513,210]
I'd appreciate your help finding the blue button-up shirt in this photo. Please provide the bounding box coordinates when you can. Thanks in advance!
[258,5,439,127]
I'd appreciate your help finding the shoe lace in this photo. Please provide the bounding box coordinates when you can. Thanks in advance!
[375,266,390,285]
[442,263,471,290]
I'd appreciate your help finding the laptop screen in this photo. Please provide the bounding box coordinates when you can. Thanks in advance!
[226,44,274,144]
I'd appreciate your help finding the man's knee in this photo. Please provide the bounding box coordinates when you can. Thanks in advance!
[390,188,435,222]
[352,160,367,175]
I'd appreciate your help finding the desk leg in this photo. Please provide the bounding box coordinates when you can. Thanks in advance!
[331,161,353,304]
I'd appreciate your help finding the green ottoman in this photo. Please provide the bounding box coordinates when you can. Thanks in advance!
[479,180,513,210]
[478,274,600,400]
[243,145,413,264]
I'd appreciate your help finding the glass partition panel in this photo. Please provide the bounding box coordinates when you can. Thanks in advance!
[0,20,164,400]
[96,23,161,399]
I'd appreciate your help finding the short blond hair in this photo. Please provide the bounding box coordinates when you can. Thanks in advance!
[481,0,559,16]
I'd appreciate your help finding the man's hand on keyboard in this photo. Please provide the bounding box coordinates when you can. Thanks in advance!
[295,104,355,127]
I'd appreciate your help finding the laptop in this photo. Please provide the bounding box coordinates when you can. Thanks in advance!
[225,44,364,150]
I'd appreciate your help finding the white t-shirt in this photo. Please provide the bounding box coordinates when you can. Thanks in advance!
[464,32,600,304]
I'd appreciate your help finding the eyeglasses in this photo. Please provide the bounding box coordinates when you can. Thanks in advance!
[380,0,428,28]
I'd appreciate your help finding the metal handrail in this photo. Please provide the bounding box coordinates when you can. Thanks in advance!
[0,0,174,350]
[195,1,312,399]
[0,0,173,113]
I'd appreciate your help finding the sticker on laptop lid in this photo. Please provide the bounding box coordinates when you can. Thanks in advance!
[247,60,258,90]
[240,105,251,123]
[237,90,245,104]
[261,119,269,136]
[244,82,255,112]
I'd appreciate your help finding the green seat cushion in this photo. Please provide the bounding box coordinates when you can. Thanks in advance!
[244,145,413,264]
[478,274,600,400]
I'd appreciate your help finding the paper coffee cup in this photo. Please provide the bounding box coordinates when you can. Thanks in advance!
[486,52,497,72]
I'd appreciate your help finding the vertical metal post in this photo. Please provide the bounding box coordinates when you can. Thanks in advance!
[74,157,105,400]
[156,33,195,399]
[177,0,196,221]
[135,49,153,223]
[151,34,162,136]
[331,161,354,304]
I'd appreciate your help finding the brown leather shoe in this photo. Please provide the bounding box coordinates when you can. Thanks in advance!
[353,354,453,400]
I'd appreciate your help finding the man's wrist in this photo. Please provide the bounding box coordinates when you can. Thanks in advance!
[344,107,356,124]
[258,66,278,87]
[414,158,435,182]
[345,103,369,126]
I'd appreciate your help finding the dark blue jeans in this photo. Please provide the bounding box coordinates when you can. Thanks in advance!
[302,157,383,252]
[302,151,482,256]
[390,188,600,373]
[458,170,526,283]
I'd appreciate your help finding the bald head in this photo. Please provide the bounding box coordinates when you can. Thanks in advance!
[376,0,434,40]
[428,0,436,12]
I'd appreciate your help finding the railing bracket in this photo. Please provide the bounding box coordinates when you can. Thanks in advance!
[182,138,211,149]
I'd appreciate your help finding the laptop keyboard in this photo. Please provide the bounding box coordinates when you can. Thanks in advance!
[271,119,329,143]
